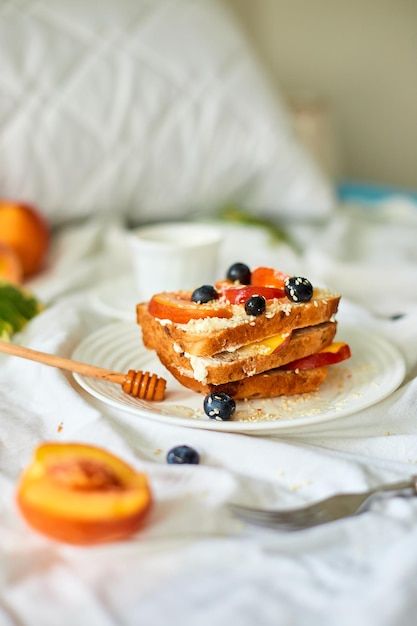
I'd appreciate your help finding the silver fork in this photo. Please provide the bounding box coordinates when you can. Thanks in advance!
[229,477,417,531]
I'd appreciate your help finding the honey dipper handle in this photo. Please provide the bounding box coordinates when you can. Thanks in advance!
[0,340,126,384]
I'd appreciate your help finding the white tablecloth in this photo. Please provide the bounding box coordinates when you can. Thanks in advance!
[2,199,417,626]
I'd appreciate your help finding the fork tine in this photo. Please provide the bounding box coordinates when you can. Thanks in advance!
[229,493,368,530]
[229,502,331,529]
[232,508,319,530]
[230,477,417,531]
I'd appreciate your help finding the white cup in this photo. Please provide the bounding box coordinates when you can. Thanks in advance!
[129,221,223,301]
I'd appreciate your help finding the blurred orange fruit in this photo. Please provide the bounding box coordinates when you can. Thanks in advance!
[0,241,23,283]
[17,442,153,545]
[0,201,50,278]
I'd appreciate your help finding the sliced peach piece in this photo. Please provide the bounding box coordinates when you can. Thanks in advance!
[239,332,292,355]
[251,267,290,289]
[148,291,233,324]
[16,442,152,545]
[220,285,286,304]
[283,342,351,371]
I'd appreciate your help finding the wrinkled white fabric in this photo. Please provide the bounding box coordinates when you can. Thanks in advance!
[2,200,417,625]
[0,0,333,226]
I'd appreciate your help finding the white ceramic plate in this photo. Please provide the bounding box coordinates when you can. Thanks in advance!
[72,322,405,434]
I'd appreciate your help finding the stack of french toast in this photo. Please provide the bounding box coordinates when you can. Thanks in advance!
[136,263,351,400]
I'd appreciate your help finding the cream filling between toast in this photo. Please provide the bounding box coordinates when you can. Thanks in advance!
[181,332,292,383]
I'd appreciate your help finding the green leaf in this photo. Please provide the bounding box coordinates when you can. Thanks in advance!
[0,281,43,337]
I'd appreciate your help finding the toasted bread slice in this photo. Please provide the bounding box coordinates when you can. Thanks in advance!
[139,301,337,384]
[163,362,329,400]
[136,288,340,357]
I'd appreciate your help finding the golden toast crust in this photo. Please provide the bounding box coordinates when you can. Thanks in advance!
[162,363,328,400]
[139,305,337,384]
[136,286,341,399]
[136,288,340,357]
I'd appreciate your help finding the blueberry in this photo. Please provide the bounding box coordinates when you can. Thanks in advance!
[244,294,266,316]
[203,392,236,421]
[284,276,313,302]
[191,285,219,304]
[226,262,251,285]
[166,445,200,465]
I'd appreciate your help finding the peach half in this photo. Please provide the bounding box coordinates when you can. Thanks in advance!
[16,442,153,545]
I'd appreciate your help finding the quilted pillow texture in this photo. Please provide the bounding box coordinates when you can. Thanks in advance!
[0,0,334,226]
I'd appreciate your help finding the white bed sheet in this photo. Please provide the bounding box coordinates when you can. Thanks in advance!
[2,199,417,626]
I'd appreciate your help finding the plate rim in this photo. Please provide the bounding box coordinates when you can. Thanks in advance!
[72,321,406,433]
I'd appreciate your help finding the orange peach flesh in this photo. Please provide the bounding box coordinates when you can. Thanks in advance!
[17,492,152,545]
[16,443,153,545]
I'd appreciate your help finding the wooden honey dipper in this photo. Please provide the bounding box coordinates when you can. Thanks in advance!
[0,340,166,401]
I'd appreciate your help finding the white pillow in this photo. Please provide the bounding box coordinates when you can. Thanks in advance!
[0,0,334,226]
